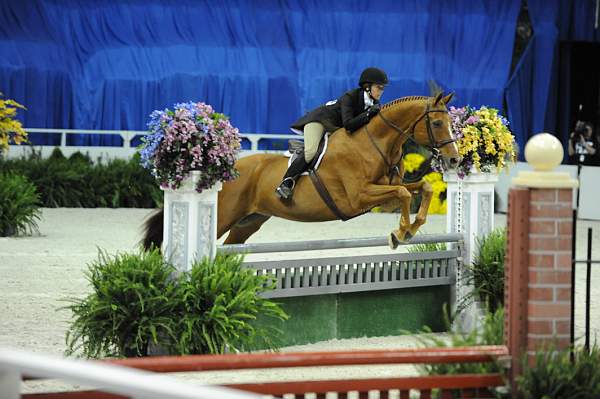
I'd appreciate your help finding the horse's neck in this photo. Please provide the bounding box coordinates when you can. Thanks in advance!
[368,102,423,162]
[327,100,425,180]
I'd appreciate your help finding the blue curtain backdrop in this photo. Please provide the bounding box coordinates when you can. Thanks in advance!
[0,0,519,146]
[505,0,600,158]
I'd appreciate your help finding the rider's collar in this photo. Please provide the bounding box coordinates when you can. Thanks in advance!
[363,90,374,108]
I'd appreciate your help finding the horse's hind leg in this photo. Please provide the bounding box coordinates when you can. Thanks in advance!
[223,214,271,244]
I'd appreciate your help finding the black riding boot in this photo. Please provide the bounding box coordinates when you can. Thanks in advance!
[275,155,309,199]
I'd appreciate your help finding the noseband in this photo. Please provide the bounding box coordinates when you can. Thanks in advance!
[364,103,456,184]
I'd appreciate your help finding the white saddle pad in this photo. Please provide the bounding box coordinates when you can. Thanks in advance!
[284,133,330,175]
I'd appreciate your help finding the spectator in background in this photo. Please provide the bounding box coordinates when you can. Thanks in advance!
[568,121,597,166]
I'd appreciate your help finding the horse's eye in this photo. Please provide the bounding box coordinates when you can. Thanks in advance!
[433,120,443,128]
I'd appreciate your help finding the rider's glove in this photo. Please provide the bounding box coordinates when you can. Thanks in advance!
[367,104,381,118]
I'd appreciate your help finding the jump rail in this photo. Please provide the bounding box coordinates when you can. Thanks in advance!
[220,233,463,299]
[7,128,299,159]
[21,346,509,399]
[219,233,463,254]
[0,348,261,399]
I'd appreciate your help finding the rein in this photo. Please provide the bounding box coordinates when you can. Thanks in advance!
[364,103,455,184]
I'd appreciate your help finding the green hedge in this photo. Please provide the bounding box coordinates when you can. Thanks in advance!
[64,250,288,358]
[0,173,41,236]
[0,148,161,208]
[518,345,600,399]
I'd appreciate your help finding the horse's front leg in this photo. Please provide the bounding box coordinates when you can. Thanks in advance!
[354,184,412,249]
[401,180,433,238]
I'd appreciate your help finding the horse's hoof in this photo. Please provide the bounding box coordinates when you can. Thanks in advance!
[388,232,401,249]
[388,233,397,249]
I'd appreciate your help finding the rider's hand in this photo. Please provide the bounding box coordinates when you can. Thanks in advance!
[367,104,381,118]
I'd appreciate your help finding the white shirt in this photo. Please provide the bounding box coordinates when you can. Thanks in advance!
[364,91,374,108]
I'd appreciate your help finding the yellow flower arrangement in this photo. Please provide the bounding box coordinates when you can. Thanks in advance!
[403,152,447,215]
[0,93,27,153]
[403,152,426,173]
[423,171,447,214]
[371,152,447,214]
[449,106,516,177]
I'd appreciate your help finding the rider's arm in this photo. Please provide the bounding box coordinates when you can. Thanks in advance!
[340,93,371,133]
[568,132,575,156]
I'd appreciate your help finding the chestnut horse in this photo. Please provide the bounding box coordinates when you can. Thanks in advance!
[142,92,460,250]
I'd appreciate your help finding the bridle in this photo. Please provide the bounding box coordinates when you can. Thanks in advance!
[364,102,456,184]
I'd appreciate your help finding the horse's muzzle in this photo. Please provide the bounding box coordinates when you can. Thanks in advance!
[448,157,460,168]
[443,156,461,170]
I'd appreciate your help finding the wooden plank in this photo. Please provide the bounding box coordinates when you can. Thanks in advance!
[302,266,310,288]
[329,265,337,286]
[312,265,320,287]
[399,262,408,280]
[261,277,454,298]
[292,267,300,288]
[69,346,508,374]
[383,261,391,282]
[374,261,382,283]
[275,268,283,290]
[284,267,292,289]
[242,251,459,270]
[341,264,349,285]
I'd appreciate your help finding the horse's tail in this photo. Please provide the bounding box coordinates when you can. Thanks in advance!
[141,208,164,251]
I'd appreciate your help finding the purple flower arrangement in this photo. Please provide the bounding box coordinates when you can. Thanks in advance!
[437,105,516,178]
[139,102,241,193]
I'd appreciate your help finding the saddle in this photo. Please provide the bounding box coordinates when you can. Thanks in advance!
[284,134,355,221]
[284,134,329,174]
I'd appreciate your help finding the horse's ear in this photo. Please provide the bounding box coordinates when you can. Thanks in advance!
[442,92,455,105]
[433,92,444,105]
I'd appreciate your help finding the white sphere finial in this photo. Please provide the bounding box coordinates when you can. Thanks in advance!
[524,133,563,171]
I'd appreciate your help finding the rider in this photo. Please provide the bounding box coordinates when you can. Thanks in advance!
[275,67,389,199]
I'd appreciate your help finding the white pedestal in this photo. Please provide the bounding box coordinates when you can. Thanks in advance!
[444,170,498,332]
[162,172,221,274]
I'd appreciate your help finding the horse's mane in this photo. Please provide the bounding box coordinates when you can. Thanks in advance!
[382,95,431,110]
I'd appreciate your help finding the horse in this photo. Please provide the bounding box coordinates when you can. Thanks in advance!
[142,92,460,251]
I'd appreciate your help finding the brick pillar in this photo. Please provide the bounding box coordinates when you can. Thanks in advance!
[505,188,574,386]
[526,188,573,355]
[505,133,578,393]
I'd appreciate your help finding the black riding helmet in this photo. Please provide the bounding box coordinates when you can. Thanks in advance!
[359,67,389,87]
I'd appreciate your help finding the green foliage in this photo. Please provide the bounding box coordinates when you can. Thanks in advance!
[414,306,505,375]
[64,250,288,358]
[518,345,600,399]
[407,242,447,253]
[468,228,507,313]
[407,243,449,281]
[64,248,179,358]
[0,173,41,236]
[0,148,161,207]
[174,254,288,355]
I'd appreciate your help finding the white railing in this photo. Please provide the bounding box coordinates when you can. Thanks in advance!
[0,347,262,399]
[6,128,298,160]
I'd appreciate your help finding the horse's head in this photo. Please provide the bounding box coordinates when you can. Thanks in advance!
[379,92,461,169]
[411,92,460,168]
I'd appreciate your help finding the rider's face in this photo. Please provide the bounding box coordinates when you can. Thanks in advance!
[370,84,385,101]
